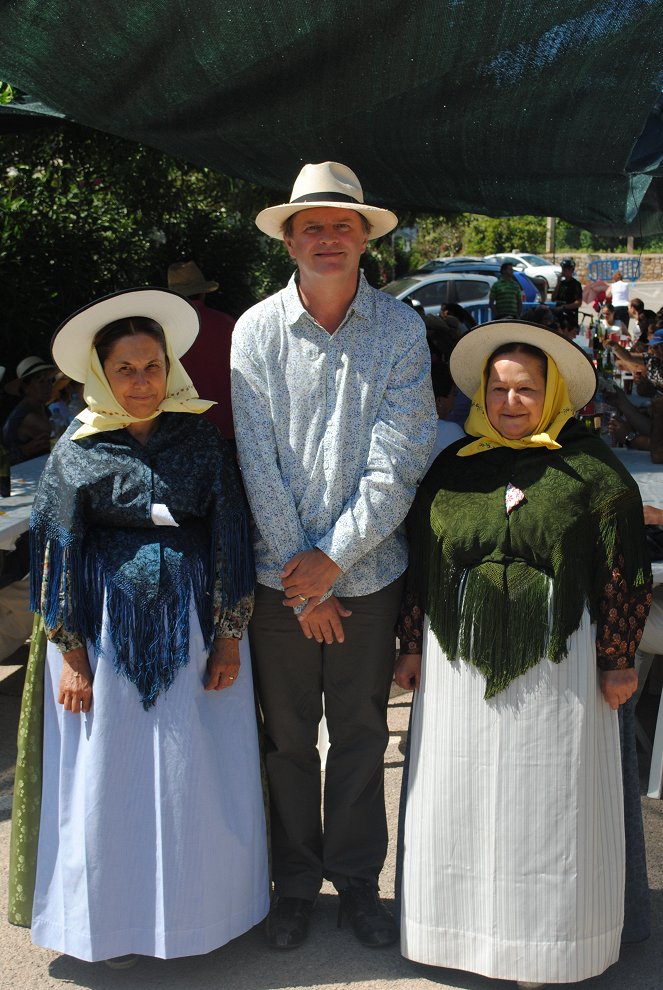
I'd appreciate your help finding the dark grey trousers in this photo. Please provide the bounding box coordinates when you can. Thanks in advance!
[249,577,403,900]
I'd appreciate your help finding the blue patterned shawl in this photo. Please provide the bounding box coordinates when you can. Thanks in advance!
[30,413,254,708]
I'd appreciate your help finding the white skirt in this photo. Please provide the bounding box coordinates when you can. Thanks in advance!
[401,612,624,984]
[31,606,270,961]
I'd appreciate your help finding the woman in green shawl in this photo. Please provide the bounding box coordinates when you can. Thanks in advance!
[396,321,651,989]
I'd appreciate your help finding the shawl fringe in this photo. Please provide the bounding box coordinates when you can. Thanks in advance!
[409,427,651,699]
[30,511,254,710]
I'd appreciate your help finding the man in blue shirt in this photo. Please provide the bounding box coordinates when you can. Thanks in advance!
[231,162,435,950]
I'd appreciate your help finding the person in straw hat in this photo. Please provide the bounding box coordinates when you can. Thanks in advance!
[9,287,269,965]
[231,161,436,949]
[395,321,652,988]
[2,355,56,463]
[167,260,236,440]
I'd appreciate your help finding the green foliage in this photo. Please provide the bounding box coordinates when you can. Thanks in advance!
[0,81,13,105]
[0,123,291,371]
[462,214,547,255]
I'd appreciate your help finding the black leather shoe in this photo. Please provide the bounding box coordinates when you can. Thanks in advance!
[265,895,315,949]
[337,880,398,947]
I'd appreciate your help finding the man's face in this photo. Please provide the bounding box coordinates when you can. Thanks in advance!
[283,207,369,279]
[501,264,513,279]
[561,264,573,278]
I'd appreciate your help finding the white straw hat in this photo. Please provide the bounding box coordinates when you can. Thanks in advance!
[4,356,56,395]
[51,287,200,383]
[255,162,398,240]
[450,320,597,411]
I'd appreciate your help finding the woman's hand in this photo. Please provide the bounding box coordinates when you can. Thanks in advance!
[394,653,422,691]
[205,636,240,691]
[607,416,628,446]
[599,668,638,709]
[59,647,93,713]
[644,504,663,525]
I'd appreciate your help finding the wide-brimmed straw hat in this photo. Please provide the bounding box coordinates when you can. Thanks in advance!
[51,287,200,383]
[4,355,56,395]
[167,260,219,297]
[450,320,597,411]
[255,161,398,240]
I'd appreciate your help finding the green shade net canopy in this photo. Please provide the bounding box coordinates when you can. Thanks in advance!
[1,0,663,233]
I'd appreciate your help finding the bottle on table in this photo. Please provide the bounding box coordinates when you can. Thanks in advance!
[0,440,10,497]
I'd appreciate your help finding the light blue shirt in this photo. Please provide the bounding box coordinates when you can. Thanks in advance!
[231,272,436,597]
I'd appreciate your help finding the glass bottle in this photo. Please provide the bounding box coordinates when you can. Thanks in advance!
[0,440,10,497]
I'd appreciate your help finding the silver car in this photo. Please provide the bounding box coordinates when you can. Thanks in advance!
[382,271,496,324]
[484,252,562,291]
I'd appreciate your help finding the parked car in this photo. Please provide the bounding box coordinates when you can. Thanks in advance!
[423,261,540,303]
[414,256,485,273]
[483,252,562,291]
[382,271,497,325]
[384,266,541,326]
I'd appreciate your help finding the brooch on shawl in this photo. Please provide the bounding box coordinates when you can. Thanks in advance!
[505,481,527,515]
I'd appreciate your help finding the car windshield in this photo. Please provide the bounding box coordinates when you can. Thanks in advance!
[519,254,548,266]
[382,277,421,296]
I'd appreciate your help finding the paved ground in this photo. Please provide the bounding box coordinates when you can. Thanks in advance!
[1,655,663,990]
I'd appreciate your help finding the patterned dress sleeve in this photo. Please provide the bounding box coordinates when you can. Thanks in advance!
[210,440,256,640]
[397,587,424,655]
[40,543,85,653]
[596,537,652,670]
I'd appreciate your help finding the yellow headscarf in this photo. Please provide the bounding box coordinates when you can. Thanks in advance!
[71,333,214,441]
[458,352,576,456]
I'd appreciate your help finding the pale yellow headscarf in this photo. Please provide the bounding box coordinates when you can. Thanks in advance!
[71,333,214,441]
[458,352,576,457]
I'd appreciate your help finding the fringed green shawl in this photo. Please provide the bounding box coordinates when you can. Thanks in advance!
[30,413,254,709]
[407,421,650,698]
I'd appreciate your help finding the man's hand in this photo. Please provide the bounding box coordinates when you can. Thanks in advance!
[280,548,342,601]
[59,647,93,713]
[394,653,421,691]
[599,668,638,710]
[285,594,352,644]
[205,637,240,691]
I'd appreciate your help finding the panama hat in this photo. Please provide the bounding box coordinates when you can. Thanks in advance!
[51,287,200,384]
[450,320,597,411]
[255,161,398,240]
[167,260,219,297]
[4,355,56,395]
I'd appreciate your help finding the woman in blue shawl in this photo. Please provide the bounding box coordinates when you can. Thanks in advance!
[15,288,269,966]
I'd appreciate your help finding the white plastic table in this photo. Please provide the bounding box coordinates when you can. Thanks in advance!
[0,455,48,553]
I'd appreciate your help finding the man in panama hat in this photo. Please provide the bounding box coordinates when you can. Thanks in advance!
[231,162,435,949]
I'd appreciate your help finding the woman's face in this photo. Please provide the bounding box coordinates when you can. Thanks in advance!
[485,351,547,440]
[103,333,168,419]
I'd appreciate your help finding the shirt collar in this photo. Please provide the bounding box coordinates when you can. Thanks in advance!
[282,270,374,328]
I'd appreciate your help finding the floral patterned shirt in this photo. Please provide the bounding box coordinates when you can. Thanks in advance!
[231,271,436,595]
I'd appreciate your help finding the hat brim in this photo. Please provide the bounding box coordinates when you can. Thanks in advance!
[255,202,398,240]
[51,288,200,383]
[168,280,219,297]
[4,361,56,396]
[450,320,597,412]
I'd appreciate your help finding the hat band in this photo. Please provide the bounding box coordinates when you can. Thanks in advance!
[290,191,362,205]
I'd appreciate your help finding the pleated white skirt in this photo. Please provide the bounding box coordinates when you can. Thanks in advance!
[32,607,270,962]
[401,612,624,984]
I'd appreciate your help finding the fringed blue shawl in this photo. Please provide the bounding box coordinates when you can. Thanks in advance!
[30,413,254,709]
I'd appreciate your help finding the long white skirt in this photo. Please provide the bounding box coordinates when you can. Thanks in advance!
[401,612,624,984]
[31,607,270,962]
